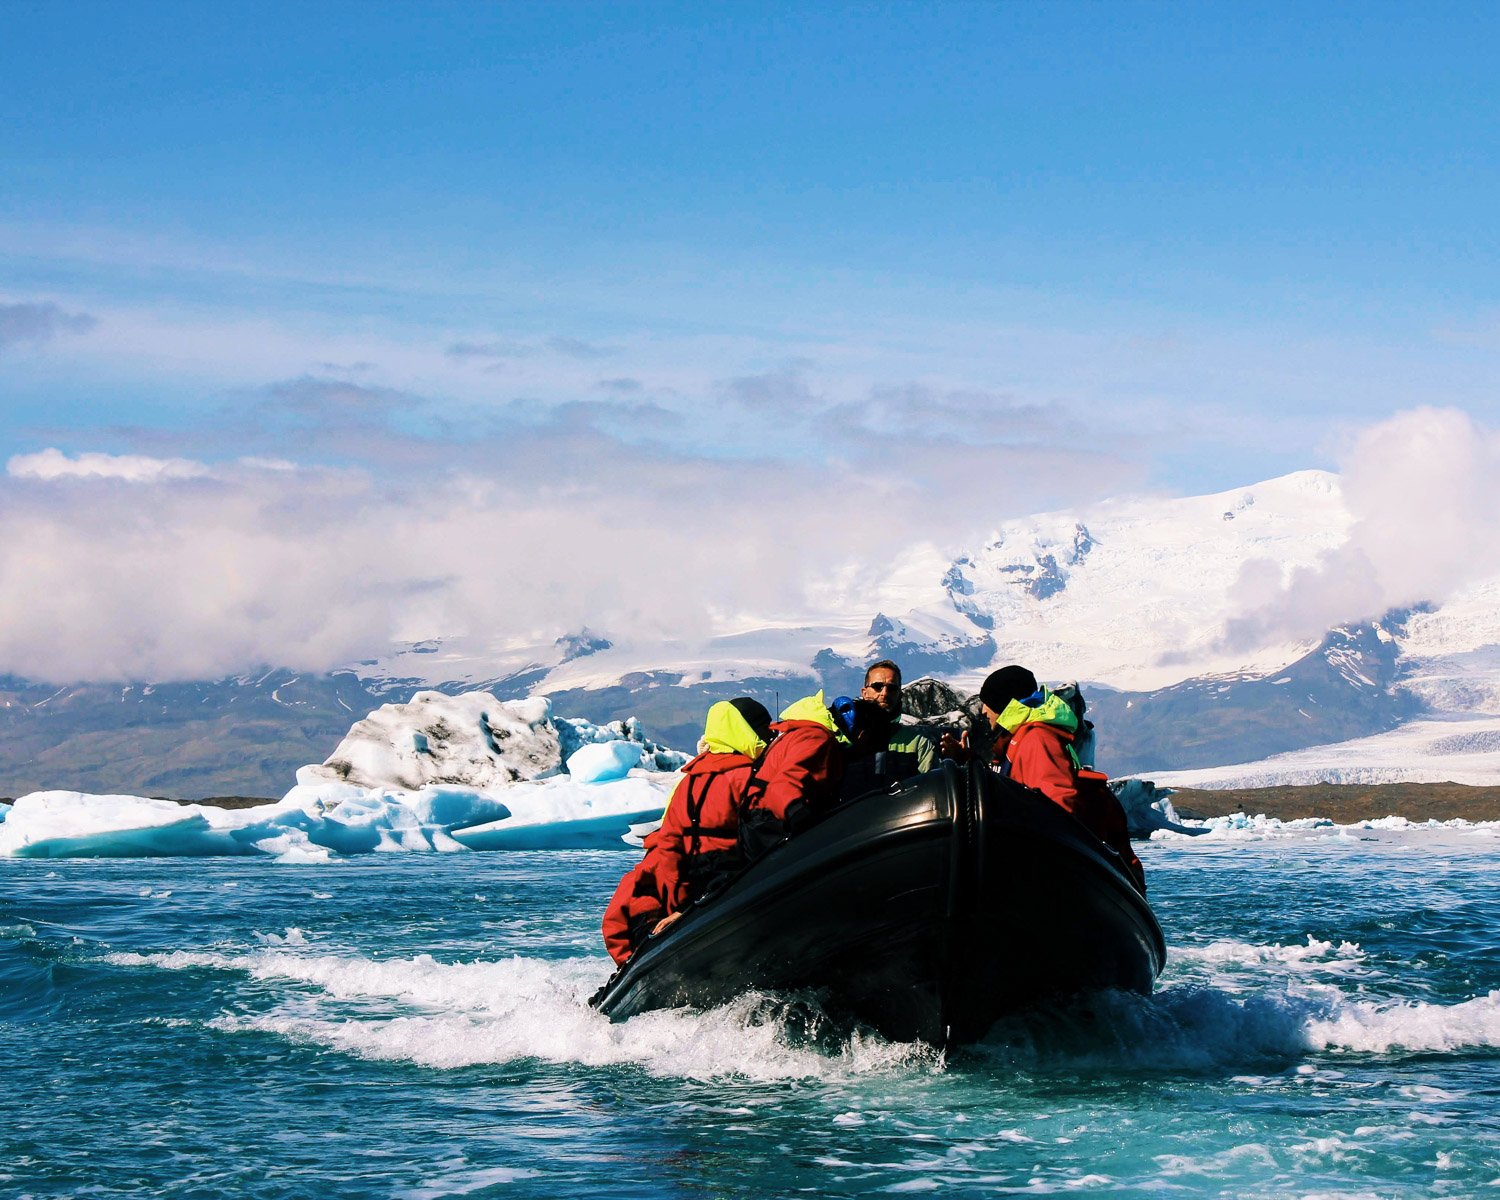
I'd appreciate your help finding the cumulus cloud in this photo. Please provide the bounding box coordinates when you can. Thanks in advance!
[1223,407,1500,648]
[0,301,98,352]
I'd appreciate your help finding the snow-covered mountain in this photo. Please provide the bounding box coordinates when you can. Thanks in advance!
[364,470,1355,698]
[6,469,1500,796]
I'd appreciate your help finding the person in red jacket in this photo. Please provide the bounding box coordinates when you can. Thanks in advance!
[601,696,773,965]
[979,666,1146,893]
[733,689,895,856]
[600,692,880,965]
[743,691,845,819]
[979,666,1081,804]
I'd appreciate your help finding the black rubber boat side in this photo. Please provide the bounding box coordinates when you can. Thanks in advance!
[591,762,1166,1046]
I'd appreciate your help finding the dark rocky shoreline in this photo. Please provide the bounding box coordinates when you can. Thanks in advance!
[1168,782,1500,824]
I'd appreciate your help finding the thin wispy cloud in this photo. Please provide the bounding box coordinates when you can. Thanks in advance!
[446,339,535,360]
[261,377,411,420]
[721,367,822,410]
[446,336,618,362]
[546,336,615,360]
[0,301,97,353]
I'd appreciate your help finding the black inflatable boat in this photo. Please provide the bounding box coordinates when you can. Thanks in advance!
[590,763,1166,1046]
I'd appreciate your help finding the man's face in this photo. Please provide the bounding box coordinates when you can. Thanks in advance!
[862,667,902,716]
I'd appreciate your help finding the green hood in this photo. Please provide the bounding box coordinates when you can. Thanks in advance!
[996,688,1080,736]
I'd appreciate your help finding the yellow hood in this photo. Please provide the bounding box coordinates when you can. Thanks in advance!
[700,700,768,759]
[777,691,837,732]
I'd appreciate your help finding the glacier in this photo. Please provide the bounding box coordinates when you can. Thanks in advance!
[1138,713,1500,789]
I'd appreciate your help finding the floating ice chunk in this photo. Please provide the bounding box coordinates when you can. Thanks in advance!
[2,691,691,858]
[0,792,257,858]
[1110,778,1199,837]
[0,773,677,859]
[566,741,643,783]
[451,774,671,850]
[556,715,687,773]
[298,691,563,792]
[293,691,687,794]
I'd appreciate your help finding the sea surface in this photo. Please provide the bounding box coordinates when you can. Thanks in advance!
[4,823,1499,1198]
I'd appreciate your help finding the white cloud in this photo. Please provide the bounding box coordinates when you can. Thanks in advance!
[8,448,210,483]
[0,414,1136,683]
[11,404,1492,686]
[1224,407,1500,647]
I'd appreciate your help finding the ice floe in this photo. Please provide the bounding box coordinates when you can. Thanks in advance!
[0,775,675,860]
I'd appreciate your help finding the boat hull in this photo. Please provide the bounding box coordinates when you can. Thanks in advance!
[592,763,1165,1045]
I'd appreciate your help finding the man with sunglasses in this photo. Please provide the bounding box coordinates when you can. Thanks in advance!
[860,659,937,774]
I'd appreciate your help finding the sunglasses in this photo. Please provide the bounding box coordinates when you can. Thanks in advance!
[866,681,900,692]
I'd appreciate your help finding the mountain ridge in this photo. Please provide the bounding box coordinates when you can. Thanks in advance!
[5,469,1497,797]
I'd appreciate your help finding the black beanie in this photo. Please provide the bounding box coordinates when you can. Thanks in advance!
[980,665,1039,712]
[729,697,774,743]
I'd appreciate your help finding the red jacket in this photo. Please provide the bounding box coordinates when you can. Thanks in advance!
[600,864,661,967]
[748,719,842,819]
[1002,723,1146,893]
[1005,722,1081,812]
[600,750,755,965]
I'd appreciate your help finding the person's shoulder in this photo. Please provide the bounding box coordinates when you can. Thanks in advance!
[767,720,838,755]
[1012,722,1071,753]
[681,751,755,775]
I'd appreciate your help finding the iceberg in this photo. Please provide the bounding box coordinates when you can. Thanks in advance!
[296,690,684,791]
[297,691,564,791]
[565,741,643,783]
[1111,778,1201,837]
[0,690,682,860]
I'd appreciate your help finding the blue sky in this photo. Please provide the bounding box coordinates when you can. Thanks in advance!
[3,2,1500,679]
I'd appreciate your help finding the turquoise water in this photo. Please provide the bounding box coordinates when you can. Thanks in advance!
[4,826,1499,1198]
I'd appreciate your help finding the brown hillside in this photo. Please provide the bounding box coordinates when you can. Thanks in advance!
[1168,782,1500,823]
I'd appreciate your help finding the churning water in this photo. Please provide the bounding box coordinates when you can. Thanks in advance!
[4,824,1498,1197]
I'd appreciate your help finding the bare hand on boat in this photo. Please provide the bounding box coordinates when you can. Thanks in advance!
[939,730,970,762]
